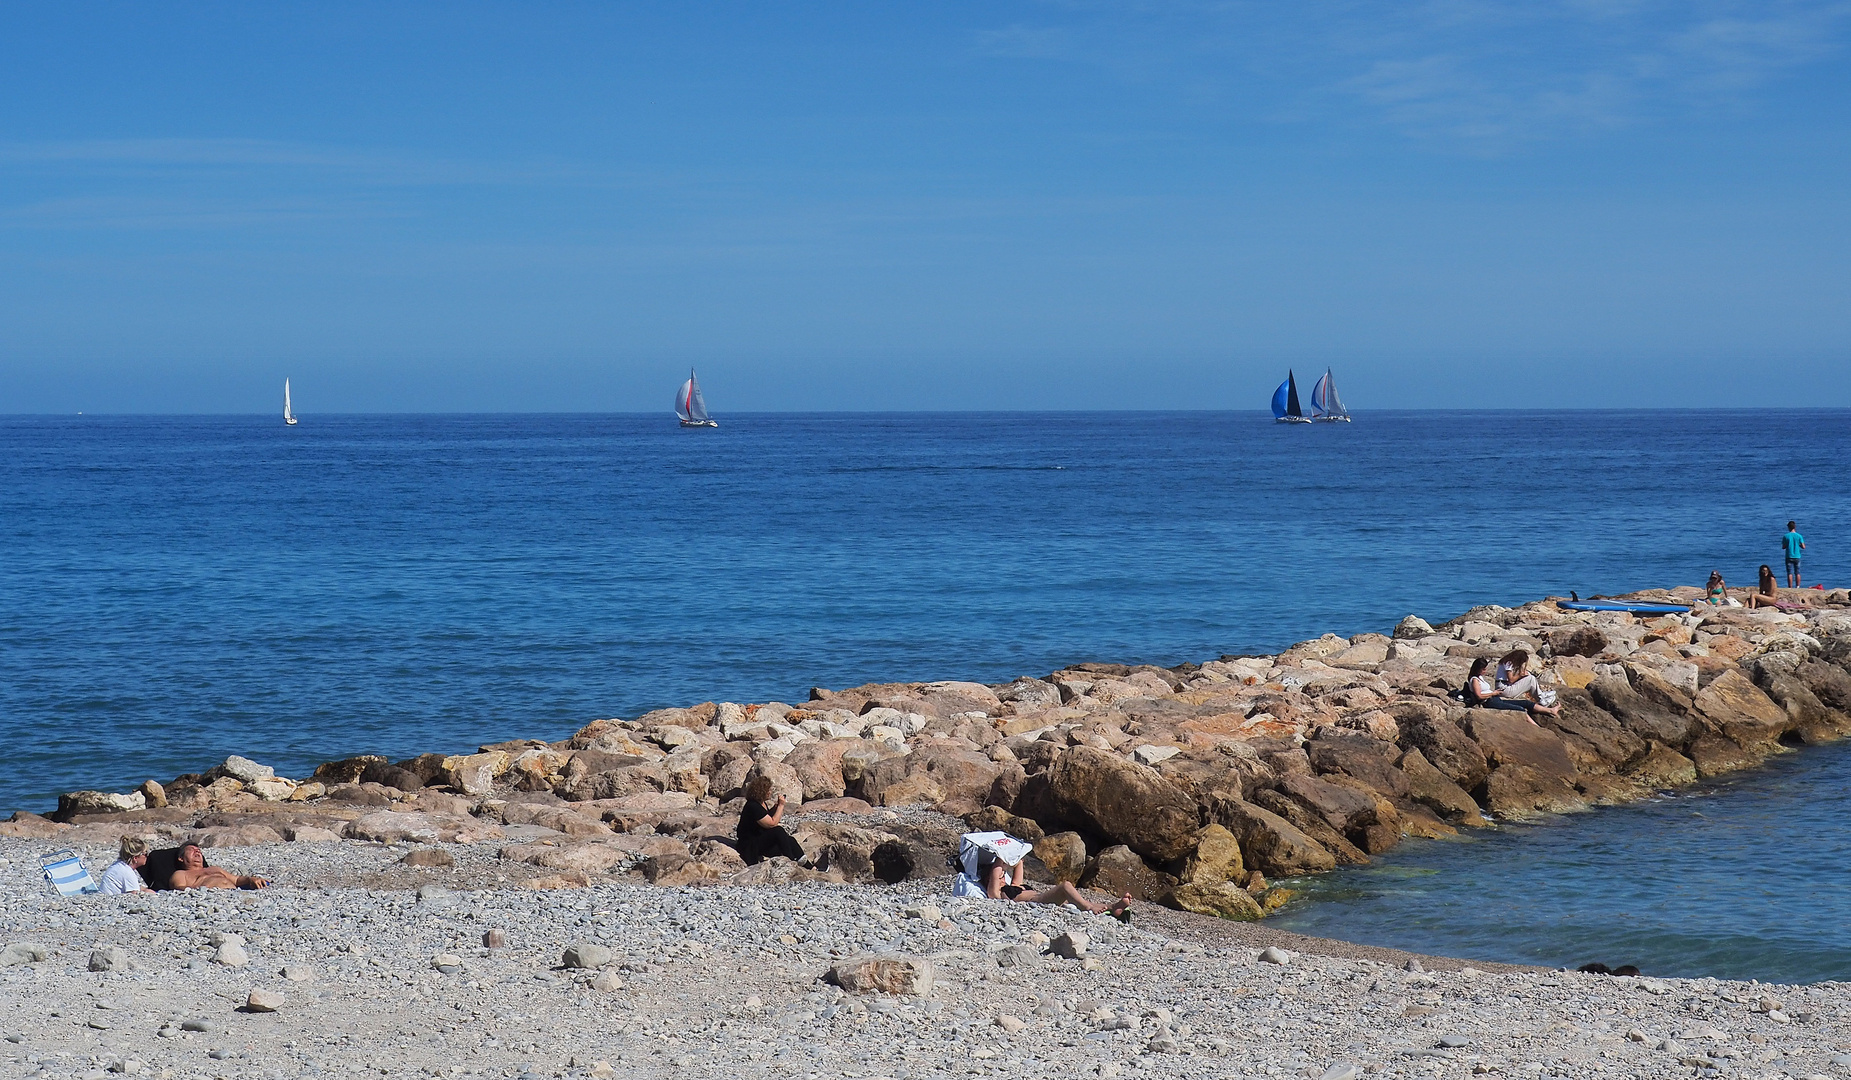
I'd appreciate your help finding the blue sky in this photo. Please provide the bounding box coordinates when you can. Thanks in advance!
[2,2,1848,412]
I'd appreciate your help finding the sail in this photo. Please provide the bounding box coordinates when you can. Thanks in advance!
[1325,369,1347,416]
[675,378,694,422]
[1271,378,1291,419]
[283,379,293,421]
[686,371,710,422]
[1310,372,1331,416]
[1285,370,1304,418]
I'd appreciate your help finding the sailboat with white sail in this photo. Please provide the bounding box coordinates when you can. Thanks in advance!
[283,379,298,426]
[1271,370,1313,424]
[1310,367,1351,423]
[675,369,718,428]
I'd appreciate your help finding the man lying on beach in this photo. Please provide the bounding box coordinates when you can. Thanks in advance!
[143,842,268,890]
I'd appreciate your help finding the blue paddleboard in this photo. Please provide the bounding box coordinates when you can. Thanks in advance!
[1556,601,1691,614]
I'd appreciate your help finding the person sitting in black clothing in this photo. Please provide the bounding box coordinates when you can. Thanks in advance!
[736,774,806,866]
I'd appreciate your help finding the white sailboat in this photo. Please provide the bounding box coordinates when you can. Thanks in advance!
[675,369,718,428]
[1310,368,1351,423]
[284,379,298,426]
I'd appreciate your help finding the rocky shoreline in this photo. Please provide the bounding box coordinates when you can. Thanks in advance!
[14,583,1851,932]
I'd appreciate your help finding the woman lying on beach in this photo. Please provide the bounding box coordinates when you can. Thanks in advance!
[1745,565,1812,610]
[952,833,1132,921]
[143,842,268,890]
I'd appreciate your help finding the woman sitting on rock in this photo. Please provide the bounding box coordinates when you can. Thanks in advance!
[1706,570,1729,605]
[1493,651,1561,717]
[736,774,806,866]
[1746,565,1811,610]
[145,842,267,890]
[1464,658,1554,719]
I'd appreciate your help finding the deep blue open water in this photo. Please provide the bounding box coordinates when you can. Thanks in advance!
[3,410,1848,977]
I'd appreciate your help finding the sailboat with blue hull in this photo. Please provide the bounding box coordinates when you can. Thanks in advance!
[1271,370,1313,424]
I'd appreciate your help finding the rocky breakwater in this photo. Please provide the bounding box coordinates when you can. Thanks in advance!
[19,586,1851,924]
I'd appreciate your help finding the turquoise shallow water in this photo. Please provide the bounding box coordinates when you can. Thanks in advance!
[1272,739,1851,984]
[3,408,1850,979]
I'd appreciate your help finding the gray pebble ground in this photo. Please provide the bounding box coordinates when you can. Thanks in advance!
[3,836,1848,1080]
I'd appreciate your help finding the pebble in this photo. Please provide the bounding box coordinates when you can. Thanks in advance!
[997,1014,1026,1033]
[484,929,507,949]
[180,1019,218,1033]
[591,971,625,992]
[214,940,248,968]
[281,963,315,982]
[1050,930,1088,959]
[1319,1064,1362,1080]
[432,953,463,974]
[246,988,285,1012]
[87,947,130,973]
[562,943,613,969]
[1258,946,1291,966]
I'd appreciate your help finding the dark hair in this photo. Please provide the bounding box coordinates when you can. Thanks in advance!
[1469,657,1490,678]
[743,775,774,803]
[1789,521,1797,529]
[1499,649,1529,669]
[1760,564,1774,579]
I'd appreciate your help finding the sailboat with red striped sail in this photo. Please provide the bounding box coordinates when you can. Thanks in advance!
[1310,368,1351,423]
[675,369,718,428]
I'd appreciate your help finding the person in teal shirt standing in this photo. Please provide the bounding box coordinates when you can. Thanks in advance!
[1784,520,1806,587]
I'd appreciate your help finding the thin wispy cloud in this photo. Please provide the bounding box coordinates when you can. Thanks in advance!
[976,1,1851,144]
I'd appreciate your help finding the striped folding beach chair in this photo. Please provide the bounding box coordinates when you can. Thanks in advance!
[41,849,99,896]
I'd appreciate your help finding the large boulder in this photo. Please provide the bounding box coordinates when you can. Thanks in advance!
[1277,774,1379,839]
[1032,832,1087,883]
[1538,692,1646,775]
[1169,881,1263,921]
[1396,749,1486,825]
[1547,626,1608,658]
[1693,670,1792,749]
[1797,660,1851,713]
[1392,703,1490,792]
[1588,676,1693,746]
[1253,789,1367,865]
[861,747,1000,816]
[1304,732,1409,799]
[1684,734,1766,778]
[1078,844,1176,904]
[1622,744,1698,788]
[1480,765,1585,819]
[1044,747,1200,863]
[1759,674,1851,744]
[53,790,146,821]
[1207,793,1337,876]
[781,739,853,801]
[1178,824,1244,886]
[1464,710,1578,779]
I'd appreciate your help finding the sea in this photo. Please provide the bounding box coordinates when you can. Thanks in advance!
[3,409,1848,979]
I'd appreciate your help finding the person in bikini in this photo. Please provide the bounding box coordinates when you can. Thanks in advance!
[1745,564,1812,610]
[975,846,1132,921]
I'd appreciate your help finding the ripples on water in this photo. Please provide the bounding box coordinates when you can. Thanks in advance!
[1274,739,1851,983]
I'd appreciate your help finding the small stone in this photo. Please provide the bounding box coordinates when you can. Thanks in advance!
[484,929,507,949]
[111,1060,143,1075]
[1049,931,1088,959]
[1625,1029,1647,1042]
[997,1015,1026,1033]
[415,885,453,904]
[1404,959,1424,972]
[992,944,1041,969]
[1080,957,1102,971]
[88,947,131,973]
[0,943,49,967]
[180,1019,218,1033]
[828,955,936,996]
[1319,1065,1361,1080]
[1658,1038,1684,1054]
[88,1019,110,1030]
[590,971,625,992]
[562,943,612,969]
[245,988,284,1013]
[1437,1035,1470,1048]
[904,905,941,922]
[400,849,454,868]
[220,755,276,783]
[588,1064,614,1080]
[741,995,763,1012]
[432,954,463,974]
[281,964,314,982]
[1767,1009,1790,1022]
[208,1049,235,1060]
[1258,947,1291,966]
[214,940,248,968]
